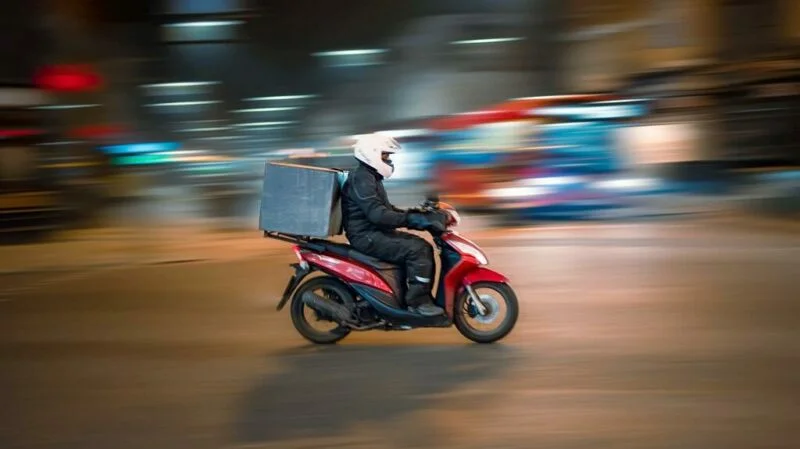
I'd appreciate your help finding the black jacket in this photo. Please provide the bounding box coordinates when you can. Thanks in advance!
[342,162,408,240]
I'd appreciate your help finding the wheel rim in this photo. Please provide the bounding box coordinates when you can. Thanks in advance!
[460,286,511,335]
[473,294,500,324]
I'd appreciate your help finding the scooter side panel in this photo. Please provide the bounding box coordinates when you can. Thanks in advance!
[376,266,406,302]
[351,283,402,310]
[302,252,393,294]
[351,284,451,327]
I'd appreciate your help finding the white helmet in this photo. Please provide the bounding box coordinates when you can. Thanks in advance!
[353,133,401,179]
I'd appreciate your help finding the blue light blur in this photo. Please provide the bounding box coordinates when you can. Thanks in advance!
[100,142,181,155]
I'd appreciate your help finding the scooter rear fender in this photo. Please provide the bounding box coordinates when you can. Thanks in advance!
[276,263,314,311]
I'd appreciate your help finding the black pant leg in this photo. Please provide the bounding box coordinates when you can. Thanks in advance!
[351,232,433,283]
[389,232,434,285]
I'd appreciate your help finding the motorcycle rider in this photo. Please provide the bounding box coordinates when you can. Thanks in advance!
[341,133,447,317]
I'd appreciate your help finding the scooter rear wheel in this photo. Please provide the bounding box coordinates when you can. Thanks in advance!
[290,276,353,344]
[454,282,518,344]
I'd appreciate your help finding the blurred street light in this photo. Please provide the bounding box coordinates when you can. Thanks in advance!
[244,95,316,101]
[140,81,220,96]
[232,107,300,113]
[312,49,387,57]
[142,82,220,88]
[241,127,293,132]
[313,49,388,68]
[181,119,228,124]
[146,100,221,107]
[194,136,244,141]
[177,127,231,132]
[235,121,295,127]
[163,21,244,28]
[34,104,100,110]
[451,37,525,45]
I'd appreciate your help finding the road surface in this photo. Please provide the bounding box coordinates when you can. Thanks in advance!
[0,218,798,449]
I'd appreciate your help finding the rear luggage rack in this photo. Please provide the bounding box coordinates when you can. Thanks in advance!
[263,230,310,244]
[263,231,327,252]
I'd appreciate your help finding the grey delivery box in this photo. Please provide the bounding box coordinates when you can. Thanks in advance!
[259,162,345,237]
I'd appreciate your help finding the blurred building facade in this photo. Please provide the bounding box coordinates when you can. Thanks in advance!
[302,0,800,141]
[303,13,538,140]
[5,0,798,150]
[563,0,799,92]
[33,0,157,144]
[301,1,564,141]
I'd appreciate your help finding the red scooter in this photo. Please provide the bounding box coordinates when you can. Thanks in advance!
[268,198,518,344]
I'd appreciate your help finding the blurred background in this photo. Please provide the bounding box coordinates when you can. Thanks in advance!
[0,0,797,242]
[0,1,798,449]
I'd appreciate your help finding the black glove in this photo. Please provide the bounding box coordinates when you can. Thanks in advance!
[407,211,448,234]
[406,212,431,231]
[426,211,448,235]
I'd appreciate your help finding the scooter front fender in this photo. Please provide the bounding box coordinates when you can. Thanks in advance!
[461,266,509,286]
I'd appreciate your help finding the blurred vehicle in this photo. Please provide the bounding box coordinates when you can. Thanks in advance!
[270,198,518,344]
[427,95,611,210]
[426,95,655,219]
[0,83,67,238]
[482,99,658,220]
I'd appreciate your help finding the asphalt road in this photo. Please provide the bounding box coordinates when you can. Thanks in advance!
[0,219,798,449]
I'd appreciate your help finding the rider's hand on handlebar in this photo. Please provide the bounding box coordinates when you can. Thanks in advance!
[426,211,448,235]
[407,211,447,235]
[406,212,431,231]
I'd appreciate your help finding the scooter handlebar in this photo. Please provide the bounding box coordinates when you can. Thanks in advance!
[418,200,439,212]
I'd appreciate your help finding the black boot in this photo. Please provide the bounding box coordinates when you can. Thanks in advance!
[405,282,444,316]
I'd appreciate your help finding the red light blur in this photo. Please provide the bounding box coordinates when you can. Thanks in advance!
[0,129,42,138]
[68,124,125,139]
[428,94,616,130]
[35,65,102,92]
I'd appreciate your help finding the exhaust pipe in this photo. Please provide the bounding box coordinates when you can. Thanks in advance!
[301,291,353,324]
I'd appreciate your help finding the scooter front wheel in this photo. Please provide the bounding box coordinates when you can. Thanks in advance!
[454,282,519,344]
[290,276,352,344]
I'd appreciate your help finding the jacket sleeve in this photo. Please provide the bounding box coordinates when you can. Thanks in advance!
[351,172,408,228]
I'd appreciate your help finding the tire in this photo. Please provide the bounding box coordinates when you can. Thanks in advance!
[454,282,519,344]
[290,276,352,345]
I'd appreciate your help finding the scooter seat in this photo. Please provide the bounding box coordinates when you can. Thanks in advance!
[318,241,397,270]
[348,249,397,270]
